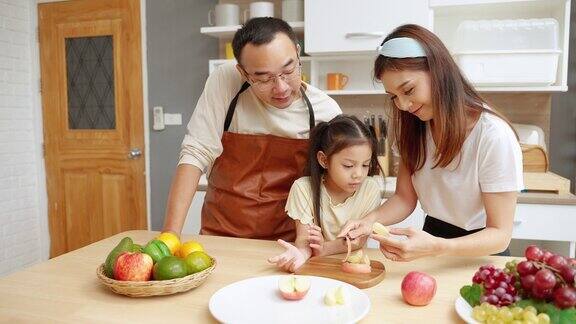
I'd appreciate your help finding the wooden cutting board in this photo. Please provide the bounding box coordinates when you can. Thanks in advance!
[295,256,386,289]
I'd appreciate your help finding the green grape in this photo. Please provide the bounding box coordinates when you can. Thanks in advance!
[472,306,487,322]
[485,315,499,324]
[498,307,514,322]
[511,306,523,319]
[537,313,550,324]
[524,305,537,315]
[523,311,539,323]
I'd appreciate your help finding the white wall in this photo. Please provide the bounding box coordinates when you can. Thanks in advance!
[0,0,48,276]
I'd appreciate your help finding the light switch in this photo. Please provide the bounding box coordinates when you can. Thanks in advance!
[153,106,165,130]
[164,113,182,126]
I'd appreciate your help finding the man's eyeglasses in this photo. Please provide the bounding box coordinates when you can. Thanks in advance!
[241,62,302,91]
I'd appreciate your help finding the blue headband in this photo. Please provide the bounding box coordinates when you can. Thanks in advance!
[376,37,427,58]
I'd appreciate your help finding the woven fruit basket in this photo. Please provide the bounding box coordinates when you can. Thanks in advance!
[96,258,216,297]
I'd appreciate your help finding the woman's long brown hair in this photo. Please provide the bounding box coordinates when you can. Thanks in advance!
[304,115,379,226]
[374,24,516,174]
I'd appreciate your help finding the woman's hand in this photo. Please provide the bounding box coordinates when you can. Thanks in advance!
[268,239,310,272]
[372,227,446,262]
[337,218,374,243]
[308,225,326,256]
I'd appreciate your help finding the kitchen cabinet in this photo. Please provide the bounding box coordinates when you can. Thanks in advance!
[201,0,570,93]
[431,0,571,91]
[513,202,576,257]
[304,0,432,55]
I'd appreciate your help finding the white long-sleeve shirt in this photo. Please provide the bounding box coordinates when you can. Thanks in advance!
[178,62,342,175]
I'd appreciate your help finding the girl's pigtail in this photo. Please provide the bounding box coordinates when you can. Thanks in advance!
[306,121,329,227]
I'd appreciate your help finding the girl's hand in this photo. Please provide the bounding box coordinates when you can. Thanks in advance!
[337,218,373,244]
[371,228,445,262]
[308,225,325,256]
[268,239,310,272]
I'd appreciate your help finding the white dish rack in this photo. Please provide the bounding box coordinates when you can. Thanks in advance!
[453,19,561,87]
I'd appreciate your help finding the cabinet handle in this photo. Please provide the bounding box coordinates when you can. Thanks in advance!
[345,32,386,39]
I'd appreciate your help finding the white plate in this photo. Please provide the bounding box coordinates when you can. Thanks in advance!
[455,296,479,324]
[209,275,371,324]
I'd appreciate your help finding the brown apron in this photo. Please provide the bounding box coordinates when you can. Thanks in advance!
[200,82,315,241]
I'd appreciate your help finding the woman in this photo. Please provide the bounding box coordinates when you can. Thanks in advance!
[338,24,523,261]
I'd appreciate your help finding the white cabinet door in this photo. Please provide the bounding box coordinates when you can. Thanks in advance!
[305,0,432,55]
[512,203,576,242]
[182,191,206,235]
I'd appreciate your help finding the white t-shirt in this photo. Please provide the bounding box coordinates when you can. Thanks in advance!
[178,62,342,175]
[411,112,524,230]
[285,176,383,241]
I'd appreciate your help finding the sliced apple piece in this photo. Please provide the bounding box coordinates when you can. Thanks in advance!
[324,287,338,306]
[372,222,390,237]
[341,261,372,274]
[335,286,348,305]
[324,286,348,306]
[278,275,310,301]
[342,249,372,274]
[343,236,352,263]
[346,250,364,264]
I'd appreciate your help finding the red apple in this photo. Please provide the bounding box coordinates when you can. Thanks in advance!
[114,252,154,281]
[278,275,310,300]
[401,271,437,306]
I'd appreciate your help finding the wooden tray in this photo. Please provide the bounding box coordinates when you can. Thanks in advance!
[295,256,386,289]
[523,172,571,194]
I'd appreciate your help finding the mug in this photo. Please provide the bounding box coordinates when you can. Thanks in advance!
[282,0,304,22]
[208,4,240,26]
[244,2,274,22]
[326,73,349,90]
[225,42,234,60]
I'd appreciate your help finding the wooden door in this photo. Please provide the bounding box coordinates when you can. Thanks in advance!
[39,0,147,257]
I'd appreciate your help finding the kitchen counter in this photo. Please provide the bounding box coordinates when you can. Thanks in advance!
[0,230,515,323]
[198,175,576,205]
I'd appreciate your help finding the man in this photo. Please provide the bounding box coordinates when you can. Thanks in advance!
[162,17,341,241]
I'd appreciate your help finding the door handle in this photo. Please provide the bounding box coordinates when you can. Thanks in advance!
[128,148,142,159]
[345,32,385,39]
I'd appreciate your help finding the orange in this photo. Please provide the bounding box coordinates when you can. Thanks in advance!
[178,240,204,258]
[156,232,181,255]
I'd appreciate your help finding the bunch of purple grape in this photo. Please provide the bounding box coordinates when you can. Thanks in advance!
[517,245,576,309]
[473,264,520,306]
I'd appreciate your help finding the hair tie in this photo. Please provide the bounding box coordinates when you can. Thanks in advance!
[376,37,426,58]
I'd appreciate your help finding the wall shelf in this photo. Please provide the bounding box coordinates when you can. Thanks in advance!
[201,21,304,38]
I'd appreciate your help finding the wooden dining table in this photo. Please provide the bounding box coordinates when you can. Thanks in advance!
[0,230,516,323]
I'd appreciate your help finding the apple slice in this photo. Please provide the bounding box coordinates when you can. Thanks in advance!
[324,287,338,306]
[342,249,372,274]
[278,275,311,301]
[346,250,364,264]
[343,236,352,263]
[324,286,348,306]
[373,222,390,237]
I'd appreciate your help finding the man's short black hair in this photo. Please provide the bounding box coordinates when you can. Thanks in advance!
[232,17,299,65]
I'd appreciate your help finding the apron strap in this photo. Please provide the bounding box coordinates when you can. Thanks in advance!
[224,82,251,132]
[300,86,315,130]
[224,82,316,132]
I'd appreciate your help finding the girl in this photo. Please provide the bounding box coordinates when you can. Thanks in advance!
[268,115,383,272]
[339,24,523,261]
